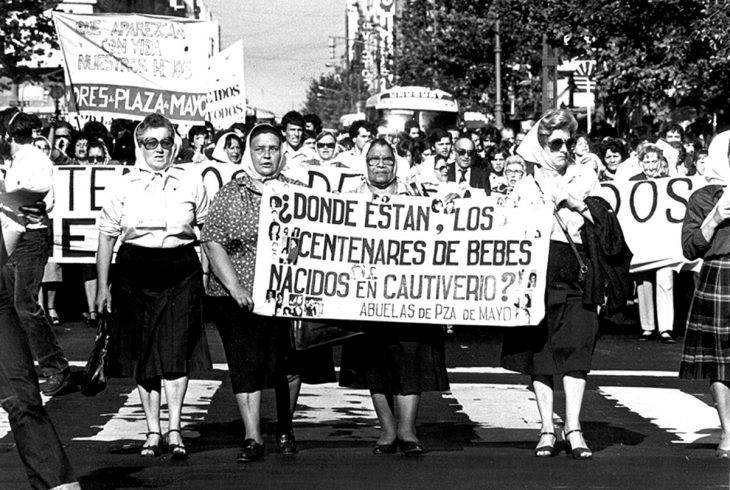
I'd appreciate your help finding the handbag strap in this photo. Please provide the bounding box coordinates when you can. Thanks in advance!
[554,209,588,274]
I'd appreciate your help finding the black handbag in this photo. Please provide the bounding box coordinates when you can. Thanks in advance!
[81,313,110,396]
[290,319,363,350]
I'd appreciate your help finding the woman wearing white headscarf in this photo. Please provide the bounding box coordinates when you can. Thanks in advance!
[339,137,449,456]
[501,109,599,459]
[680,130,730,458]
[96,113,211,459]
[211,132,243,164]
[202,123,334,462]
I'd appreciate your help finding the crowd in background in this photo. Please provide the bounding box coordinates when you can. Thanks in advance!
[13,109,715,346]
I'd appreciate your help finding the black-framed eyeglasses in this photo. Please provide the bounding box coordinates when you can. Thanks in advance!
[455,148,474,157]
[366,156,395,167]
[89,155,105,163]
[141,137,174,151]
[547,138,575,152]
[317,142,336,149]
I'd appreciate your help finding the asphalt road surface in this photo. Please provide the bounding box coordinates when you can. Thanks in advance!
[1,318,729,489]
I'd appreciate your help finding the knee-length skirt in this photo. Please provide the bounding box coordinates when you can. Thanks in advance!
[339,323,449,395]
[680,257,730,380]
[108,244,211,382]
[501,240,600,375]
[208,296,335,393]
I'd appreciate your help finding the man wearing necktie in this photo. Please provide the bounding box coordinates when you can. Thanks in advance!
[447,135,491,194]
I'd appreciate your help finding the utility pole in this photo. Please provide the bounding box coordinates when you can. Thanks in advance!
[493,18,503,129]
[541,34,558,113]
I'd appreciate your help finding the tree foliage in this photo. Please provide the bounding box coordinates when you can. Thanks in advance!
[394,0,730,124]
[0,1,59,85]
[301,69,368,129]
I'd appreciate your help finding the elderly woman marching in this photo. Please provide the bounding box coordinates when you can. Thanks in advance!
[339,137,450,456]
[680,130,730,458]
[501,108,602,459]
[202,123,335,462]
[96,112,211,459]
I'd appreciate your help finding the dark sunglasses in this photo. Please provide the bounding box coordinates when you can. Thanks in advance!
[317,142,336,149]
[435,165,448,172]
[547,138,575,152]
[455,148,474,157]
[141,137,174,151]
[89,156,105,163]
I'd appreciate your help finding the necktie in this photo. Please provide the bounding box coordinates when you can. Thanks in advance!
[459,168,467,184]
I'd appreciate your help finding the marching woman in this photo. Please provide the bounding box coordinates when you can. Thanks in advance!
[96,113,211,459]
[202,123,334,462]
[501,109,602,459]
[339,137,449,456]
[680,130,730,458]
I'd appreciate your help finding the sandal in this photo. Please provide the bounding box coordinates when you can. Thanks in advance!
[141,431,162,457]
[167,429,187,460]
[534,431,558,457]
[563,429,593,460]
[47,309,61,326]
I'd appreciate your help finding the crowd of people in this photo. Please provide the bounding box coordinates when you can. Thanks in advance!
[3,102,730,489]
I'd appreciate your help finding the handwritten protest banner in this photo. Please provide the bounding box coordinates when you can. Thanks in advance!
[598,176,708,271]
[251,183,552,326]
[52,12,219,123]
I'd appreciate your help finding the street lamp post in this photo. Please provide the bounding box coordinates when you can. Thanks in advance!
[493,18,504,129]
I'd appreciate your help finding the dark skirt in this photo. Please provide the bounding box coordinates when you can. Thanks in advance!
[339,323,449,395]
[680,257,730,380]
[207,296,335,393]
[501,240,599,375]
[108,244,211,382]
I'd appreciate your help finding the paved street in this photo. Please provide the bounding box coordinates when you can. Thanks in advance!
[1,320,729,489]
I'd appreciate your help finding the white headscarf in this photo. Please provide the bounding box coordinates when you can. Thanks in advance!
[211,132,243,164]
[133,120,180,173]
[704,130,730,185]
[240,124,286,191]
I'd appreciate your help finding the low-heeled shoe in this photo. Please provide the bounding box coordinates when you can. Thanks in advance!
[237,439,264,462]
[372,441,397,454]
[277,433,297,454]
[398,439,424,456]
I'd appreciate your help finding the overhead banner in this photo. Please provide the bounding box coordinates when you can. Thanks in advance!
[206,39,246,128]
[598,176,708,271]
[52,12,219,123]
[251,184,552,327]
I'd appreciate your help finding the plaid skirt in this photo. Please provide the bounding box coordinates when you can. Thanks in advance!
[679,257,730,380]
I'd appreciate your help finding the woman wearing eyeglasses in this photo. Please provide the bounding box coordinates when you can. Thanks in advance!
[501,108,603,460]
[96,113,211,460]
[339,137,449,456]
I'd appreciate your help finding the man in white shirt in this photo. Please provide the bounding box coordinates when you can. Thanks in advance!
[1,112,69,396]
[338,120,373,170]
[280,111,314,180]
[0,109,79,489]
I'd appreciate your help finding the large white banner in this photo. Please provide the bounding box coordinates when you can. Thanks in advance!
[206,39,246,128]
[598,176,707,271]
[251,184,552,327]
[53,12,219,123]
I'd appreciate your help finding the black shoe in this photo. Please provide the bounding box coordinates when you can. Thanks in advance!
[141,431,163,458]
[40,369,69,396]
[277,433,297,454]
[659,331,676,344]
[86,316,98,329]
[237,439,264,462]
[372,441,397,454]
[397,439,424,457]
[638,330,656,342]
